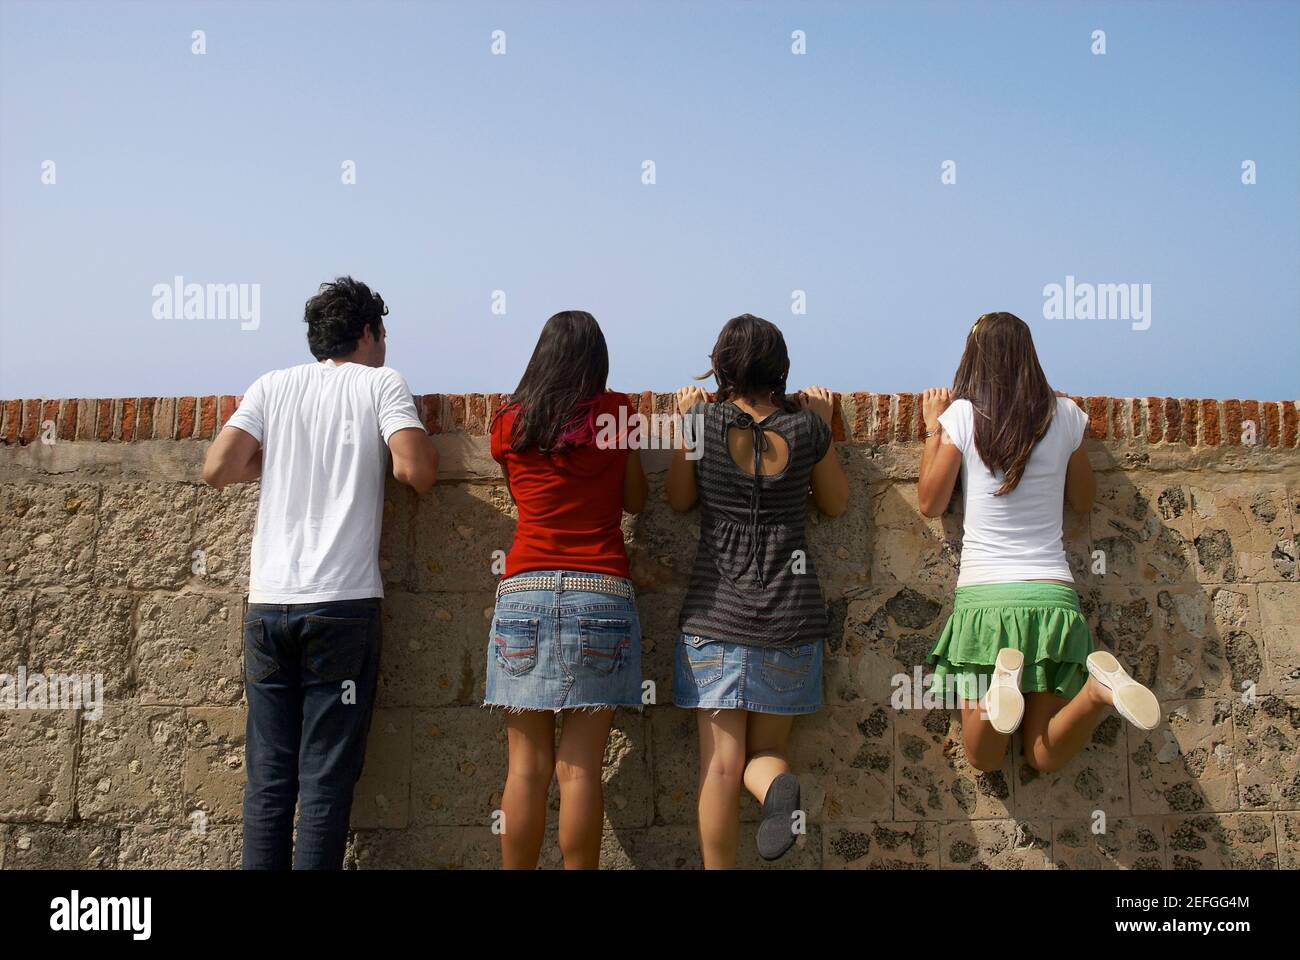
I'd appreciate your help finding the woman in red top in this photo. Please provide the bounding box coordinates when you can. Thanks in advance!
[485,310,648,869]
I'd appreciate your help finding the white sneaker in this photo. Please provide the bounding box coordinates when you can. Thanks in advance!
[1087,650,1161,731]
[981,647,1025,735]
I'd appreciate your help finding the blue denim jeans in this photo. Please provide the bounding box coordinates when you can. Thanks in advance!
[241,598,382,870]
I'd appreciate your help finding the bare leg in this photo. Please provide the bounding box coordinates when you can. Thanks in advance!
[1021,679,1110,773]
[695,709,747,869]
[500,710,555,869]
[959,699,1012,772]
[743,712,794,803]
[554,708,615,869]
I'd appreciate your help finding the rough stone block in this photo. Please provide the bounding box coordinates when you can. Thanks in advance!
[626,477,699,594]
[940,818,1054,869]
[826,585,950,706]
[410,483,517,593]
[0,483,98,587]
[378,591,494,708]
[77,704,186,823]
[27,591,133,699]
[1164,813,1277,869]
[352,707,411,830]
[0,589,31,666]
[184,706,246,823]
[117,824,241,869]
[136,594,243,706]
[1259,583,1300,694]
[823,821,940,869]
[1232,695,1300,810]
[350,825,497,869]
[1190,485,1294,583]
[1051,816,1166,869]
[192,482,258,587]
[0,709,78,821]
[1090,477,1195,585]
[801,704,893,822]
[868,483,960,588]
[1130,699,1235,814]
[1015,714,1129,819]
[894,708,1013,821]
[3,825,119,869]
[410,706,506,827]
[94,481,196,589]
[1278,811,1300,869]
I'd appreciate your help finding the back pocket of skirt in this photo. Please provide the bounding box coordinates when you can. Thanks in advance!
[681,635,725,688]
[760,643,813,693]
[493,617,539,677]
[578,618,631,676]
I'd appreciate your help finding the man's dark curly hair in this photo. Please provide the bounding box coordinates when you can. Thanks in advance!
[303,276,388,359]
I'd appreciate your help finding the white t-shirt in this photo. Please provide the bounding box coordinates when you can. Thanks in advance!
[225,360,425,603]
[937,396,1090,586]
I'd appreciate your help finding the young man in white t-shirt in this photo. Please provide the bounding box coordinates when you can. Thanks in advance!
[202,276,437,869]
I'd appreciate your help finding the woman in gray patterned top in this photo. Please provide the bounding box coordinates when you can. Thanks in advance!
[666,314,848,866]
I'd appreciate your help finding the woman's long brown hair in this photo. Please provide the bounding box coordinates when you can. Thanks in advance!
[951,312,1055,496]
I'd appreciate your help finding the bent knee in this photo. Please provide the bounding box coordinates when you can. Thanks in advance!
[967,755,1004,774]
[1022,749,1065,774]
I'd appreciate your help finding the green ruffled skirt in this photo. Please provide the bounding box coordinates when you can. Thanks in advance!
[926,582,1093,703]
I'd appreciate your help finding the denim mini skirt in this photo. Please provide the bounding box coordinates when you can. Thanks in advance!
[672,633,823,715]
[484,570,643,712]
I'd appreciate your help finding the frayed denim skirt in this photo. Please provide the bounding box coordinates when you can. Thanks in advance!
[672,633,823,715]
[483,571,643,712]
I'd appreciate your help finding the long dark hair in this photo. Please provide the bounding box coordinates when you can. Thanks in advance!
[951,312,1055,496]
[497,310,609,454]
[701,314,799,413]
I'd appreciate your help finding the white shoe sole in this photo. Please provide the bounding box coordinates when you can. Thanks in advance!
[982,648,1025,735]
[1087,650,1161,731]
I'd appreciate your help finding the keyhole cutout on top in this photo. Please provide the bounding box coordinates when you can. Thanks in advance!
[727,425,790,477]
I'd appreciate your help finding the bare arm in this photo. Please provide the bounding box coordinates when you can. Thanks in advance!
[917,388,961,518]
[623,449,648,514]
[665,387,707,512]
[202,426,263,489]
[389,427,438,493]
[801,386,849,517]
[1064,444,1095,514]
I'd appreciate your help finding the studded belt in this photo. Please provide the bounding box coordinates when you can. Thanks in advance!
[495,572,634,601]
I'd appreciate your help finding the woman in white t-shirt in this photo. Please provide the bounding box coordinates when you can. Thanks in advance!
[918,312,1160,773]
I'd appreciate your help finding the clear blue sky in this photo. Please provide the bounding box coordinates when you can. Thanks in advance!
[2,0,1297,400]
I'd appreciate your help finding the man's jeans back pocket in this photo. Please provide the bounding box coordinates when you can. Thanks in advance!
[493,617,539,677]
[303,615,371,682]
[243,618,279,684]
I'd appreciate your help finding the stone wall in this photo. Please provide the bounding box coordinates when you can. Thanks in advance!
[1,392,1298,869]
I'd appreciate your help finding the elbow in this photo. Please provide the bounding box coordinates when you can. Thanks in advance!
[201,460,227,490]
[917,495,941,519]
[399,465,437,494]
[818,495,849,519]
[624,481,649,515]
[666,493,695,513]
[397,445,439,493]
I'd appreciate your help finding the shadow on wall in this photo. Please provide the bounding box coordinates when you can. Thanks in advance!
[344,431,1292,869]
